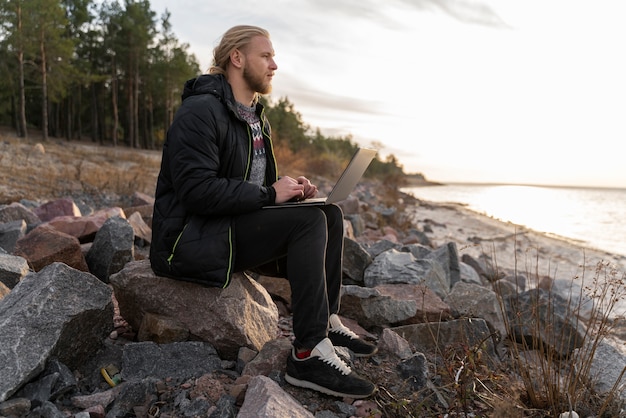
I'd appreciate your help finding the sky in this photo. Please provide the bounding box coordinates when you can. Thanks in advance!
[147,0,626,188]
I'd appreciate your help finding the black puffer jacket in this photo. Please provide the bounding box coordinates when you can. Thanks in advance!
[150,74,278,287]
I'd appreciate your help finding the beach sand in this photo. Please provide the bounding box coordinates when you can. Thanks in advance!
[409,200,626,286]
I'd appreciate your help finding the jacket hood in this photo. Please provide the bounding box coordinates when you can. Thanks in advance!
[181,74,234,104]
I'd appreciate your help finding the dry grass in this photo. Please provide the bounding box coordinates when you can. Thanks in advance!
[0,130,162,205]
[497,249,626,417]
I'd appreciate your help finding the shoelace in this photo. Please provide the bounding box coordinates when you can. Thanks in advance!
[318,349,351,376]
[329,314,359,340]
[330,324,359,340]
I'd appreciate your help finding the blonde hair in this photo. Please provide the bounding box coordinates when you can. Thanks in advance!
[209,25,270,75]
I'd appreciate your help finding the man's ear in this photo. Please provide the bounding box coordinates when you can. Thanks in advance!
[230,49,244,69]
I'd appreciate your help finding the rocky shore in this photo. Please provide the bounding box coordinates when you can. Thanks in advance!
[1,181,626,417]
[411,197,626,287]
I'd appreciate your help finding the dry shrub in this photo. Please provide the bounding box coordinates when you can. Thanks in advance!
[498,251,626,417]
[272,143,310,176]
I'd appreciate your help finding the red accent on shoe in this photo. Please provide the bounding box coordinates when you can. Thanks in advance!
[296,349,312,359]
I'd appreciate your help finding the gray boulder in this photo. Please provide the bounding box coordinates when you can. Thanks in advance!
[0,219,27,253]
[391,318,500,367]
[581,340,626,403]
[459,261,484,286]
[0,263,113,402]
[340,283,452,327]
[86,216,134,283]
[364,249,448,297]
[426,242,461,289]
[444,281,506,338]
[0,202,40,225]
[503,288,586,358]
[342,237,372,283]
[120,341,221,382]
[238,375,314,418]
[0,253,29,289]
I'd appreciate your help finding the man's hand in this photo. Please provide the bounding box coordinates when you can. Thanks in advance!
[272,176,318,203]
[296,176,318,199]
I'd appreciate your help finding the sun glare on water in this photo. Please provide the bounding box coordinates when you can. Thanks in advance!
[470,185,582,238]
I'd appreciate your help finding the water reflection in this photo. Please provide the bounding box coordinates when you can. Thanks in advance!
[402,184,626,257]
[470,185,581,238]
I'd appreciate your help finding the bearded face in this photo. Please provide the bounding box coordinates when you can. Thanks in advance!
[238,35,276,95]
[243,63,273,95]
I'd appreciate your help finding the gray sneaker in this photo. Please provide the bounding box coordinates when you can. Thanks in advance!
[285,338,376,399]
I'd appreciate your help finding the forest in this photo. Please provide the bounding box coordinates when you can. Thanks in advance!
[0,0,411,182]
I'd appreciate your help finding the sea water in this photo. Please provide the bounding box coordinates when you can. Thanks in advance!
[401,184,626,258]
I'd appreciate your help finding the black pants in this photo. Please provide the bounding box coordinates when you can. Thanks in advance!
[232,204,344,350]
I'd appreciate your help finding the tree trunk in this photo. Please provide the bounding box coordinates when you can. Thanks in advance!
[126,69,133,147]
[90,83,99,143]
[66,94,73,140]
[77,86,82,140]
[16,3,27,138]
[147,92,154,149]
[40,27,49,142]
[133,60,140,148]
[112,57,119,146]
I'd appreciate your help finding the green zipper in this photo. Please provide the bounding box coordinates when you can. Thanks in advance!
[244,125,252,179]
[167,223,189,266]
[223,227,234,288]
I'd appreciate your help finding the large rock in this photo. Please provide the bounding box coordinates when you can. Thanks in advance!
[444,281,506,338]
[126,211,152,245]
[0,219,27,253]
[85,216,134,283]
[13,224,89,272]
[340,283,452,327]
[241,338,292,377]
[342,237,372,283]
[33,198,81,222]
[503,288,586,358]
[582,340,626,403]
[237,375,314,418]
[424,242,461,290]
[0,263,114,402]
[120,341,222,382]
[391,318,500,367]
[0,202,40,225]
[44,207,125,243]
[109,260,279,360]
[0,253,29,289]
[364,249,448,297]
[403,242,461,296]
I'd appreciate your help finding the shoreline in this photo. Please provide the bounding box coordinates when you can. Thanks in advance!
[401,183,626,260]
[408,198,626,283]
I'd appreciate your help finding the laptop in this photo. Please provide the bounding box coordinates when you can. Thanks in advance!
[263,148,377,208]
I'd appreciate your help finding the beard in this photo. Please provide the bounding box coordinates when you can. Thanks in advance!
[243,66,272,95]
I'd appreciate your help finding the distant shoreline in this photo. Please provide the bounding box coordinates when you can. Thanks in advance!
[402,177,443,187]
[405,197,626,281]
[403,178,626,192]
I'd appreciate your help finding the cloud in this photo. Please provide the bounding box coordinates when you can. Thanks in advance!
[399,0,509,27]
[274,73,384,116]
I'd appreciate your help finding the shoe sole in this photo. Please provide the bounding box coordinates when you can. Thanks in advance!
[284,373,376,399]
[353,347,378,358]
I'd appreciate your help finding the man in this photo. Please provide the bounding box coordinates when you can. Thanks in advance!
[150,25,376,399]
